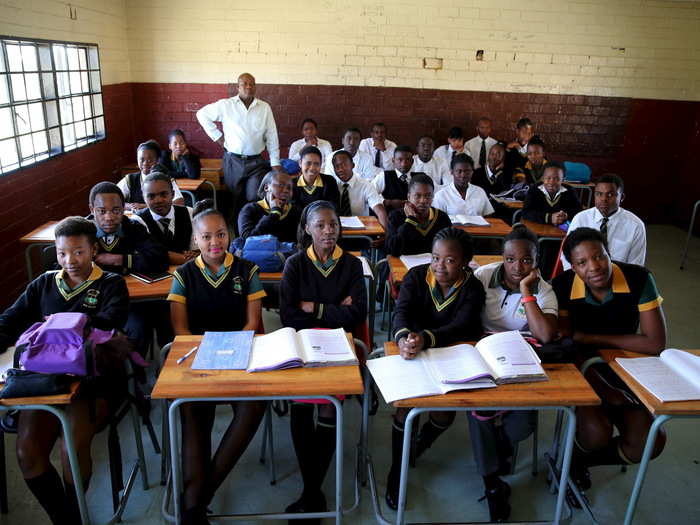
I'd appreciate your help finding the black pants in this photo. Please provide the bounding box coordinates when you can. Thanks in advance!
[223,152,270,227]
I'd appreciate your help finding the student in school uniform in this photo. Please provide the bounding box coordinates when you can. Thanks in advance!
[331,150,389,231]
[0,216,129,525]
[291,145,340,210]
[168,201,267,524]
[505,118,534,173]
[237,170,301,243]
[324,128,382,181]
[385,173,452,257]
[552,227,667,501]
[288,118,333,166]
[522,162,582,226]
[513,135,548,185]
[117,140,185,210]
[159,129,201,180]
[279,200,368,520]
[385,227,485,510]
[433,154,495,217]
[372,145,415,212]
[434,126,468,167]
[471,142,512,195]
[412,135,451,188]
[563,174,646,270]
[359,122,397,170]
[465,117,499,170]
[471,224,558,520]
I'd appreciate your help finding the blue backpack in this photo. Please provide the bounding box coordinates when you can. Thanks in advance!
[231,235,296,272]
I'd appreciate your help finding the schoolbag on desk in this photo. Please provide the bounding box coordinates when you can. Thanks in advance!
[231,235,295,272]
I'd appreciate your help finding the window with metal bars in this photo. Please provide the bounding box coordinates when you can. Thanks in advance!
[0,37,105,175]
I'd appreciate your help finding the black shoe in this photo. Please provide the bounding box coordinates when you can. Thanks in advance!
[385,469,399,511]
[0,410,18,434]
[480,479,511,522]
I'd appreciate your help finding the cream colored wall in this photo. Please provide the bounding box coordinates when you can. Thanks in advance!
[0,0,131,85]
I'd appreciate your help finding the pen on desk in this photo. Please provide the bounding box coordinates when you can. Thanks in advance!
[177,346,198,365]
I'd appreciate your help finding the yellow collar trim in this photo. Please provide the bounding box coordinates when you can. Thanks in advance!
[570,263,630,300]
[55,263,104,301]
[195,252,234,288]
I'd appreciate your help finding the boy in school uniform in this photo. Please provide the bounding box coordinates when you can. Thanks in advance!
[359,122,397,170]
[372,145,415,212]
[433,154,494,217]
[562,174,646,270]
[434,126,469,167]
[412,136,451,189]
[522,162,582,226]
[385,173,452,257]
[325,128,382,181]
[514,135,548,185]
[288,118,333,166]
[505,118,534,173]
[465,117,499,170]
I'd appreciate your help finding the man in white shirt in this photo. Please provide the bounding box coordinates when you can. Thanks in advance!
[358,122,397,170]
[433,154,494,217]
[331,150,388,231]
[324,128,382,181]
[562,174,646,270]
[465,118,499,170]
[434,126,469,167]
[412,136,451,188]
[196,72,281,217]
[288,118,333,166]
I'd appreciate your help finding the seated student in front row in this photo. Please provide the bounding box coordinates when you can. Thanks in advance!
[385,228,485,510]
[238,170,301,243]
[279,201,367,520]
[288,118,333,166]
[159,129,201,180]
[372,145,415,212]
[471,224,558,520]
[522,162,582,226]
[563,174,646,270]
[292,145,340,210]
[168,201,267,525]
[552,228,666,502]
[433,154,495,217]
[385,173,452,257]
[412,135,451,189]
[513,135,547,185]
[117,140,185,210]
[0,217,129,525]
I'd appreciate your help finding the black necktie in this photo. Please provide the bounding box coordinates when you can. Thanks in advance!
[159,218,173,241]
[600,217,609,243]
[479,139,487,168]
[340,183,352,216]
[374,149,382,168]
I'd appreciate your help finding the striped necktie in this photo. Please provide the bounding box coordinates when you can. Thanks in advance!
[340,183,352,216]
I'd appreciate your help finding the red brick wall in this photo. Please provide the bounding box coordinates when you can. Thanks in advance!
[0,83,135,308]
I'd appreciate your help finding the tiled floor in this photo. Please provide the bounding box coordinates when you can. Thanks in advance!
[2,224,699,524]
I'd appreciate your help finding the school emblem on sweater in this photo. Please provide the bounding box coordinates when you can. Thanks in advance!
[232,276,243,294]
[83,289,100,308]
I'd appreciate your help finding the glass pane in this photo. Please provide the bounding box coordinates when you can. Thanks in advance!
[57,72,70,96]
[67,47,79,70]
[19,133,34,158]
[41,73,55,98]
[32,130,48,153]
[88,47,99,69]
[48,127,61,154]
[82,95,92,117]
[14,104,30,134]
[72,96,85,120]
[45,100,58,127]
[85,118,94,136]
[6,44,23,71]
[21,45,38,71]
[0,107,13,139]
[80,71,88,92]
[28,102,45,131]
[92,94,103,116]
[52,45,67,70]
[10,73,26,101]
[95,116,105,137]
[62,123,75,148]
[89,71,101,92]
[25,73,41,100]
[38,44,52,71]
[75,119,86,139]
[0,138,19,167]
[59,98,73,123]
[69,71,81,93]
[0,75,9,104]
[78,48,87,70]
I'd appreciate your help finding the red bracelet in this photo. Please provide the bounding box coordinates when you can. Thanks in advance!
[521,295,537,304]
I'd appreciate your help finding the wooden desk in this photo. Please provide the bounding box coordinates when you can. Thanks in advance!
[124,265,176,301]
[455,217,512,239]
[600,349,700,524]
[387,254,502,285]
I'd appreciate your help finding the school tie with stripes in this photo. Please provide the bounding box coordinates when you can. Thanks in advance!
[340,183,352,216]
[159,218,173,241]
[600,217,609,243]
[479,139,487,168]
[374,149,382,168]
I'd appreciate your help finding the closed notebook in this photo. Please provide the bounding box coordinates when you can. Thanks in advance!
[616,349,700,402]
[191,330,255,370]
[246,327,357,372]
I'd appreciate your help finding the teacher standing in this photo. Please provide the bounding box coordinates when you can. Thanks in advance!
[196,72,281,223]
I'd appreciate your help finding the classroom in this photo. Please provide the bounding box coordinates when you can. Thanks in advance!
[0,1,699,524]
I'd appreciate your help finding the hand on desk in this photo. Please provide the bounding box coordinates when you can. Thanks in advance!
[398,332,424,360]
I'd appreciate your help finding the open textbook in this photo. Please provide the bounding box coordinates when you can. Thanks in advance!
[367,331,547,402]
[449,214,490,227]
[616,349,700,402]
[247,327,357,372]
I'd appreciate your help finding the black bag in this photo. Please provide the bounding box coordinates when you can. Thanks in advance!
[0,369,72,399]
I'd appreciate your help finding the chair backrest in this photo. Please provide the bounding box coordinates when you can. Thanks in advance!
[563,161,591,183]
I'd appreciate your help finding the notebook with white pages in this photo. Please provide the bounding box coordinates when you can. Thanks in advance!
[449,215,490,227]
[616,349,700,402]
[340,216,365,229]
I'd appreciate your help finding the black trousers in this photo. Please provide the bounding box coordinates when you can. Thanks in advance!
[223,152,270,227]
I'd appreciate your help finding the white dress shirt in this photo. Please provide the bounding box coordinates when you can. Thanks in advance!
[358,137,397,170]
[412,155,451,188]
[433,144,471,167]
[562,207,647,270]
[117,174,184,203]
[148,206,197,250]
[332,172,384,216]
[196,95,280,165]
[465,136,498,169]
[372,169,411,195]
[288,138,333,165]
[324,149,381,181]
[433,182,495,217]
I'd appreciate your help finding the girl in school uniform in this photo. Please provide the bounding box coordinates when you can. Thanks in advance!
[522,162,582,226]
[279,200,367,521]
[0,216,129,524]
[168,199,267,524]
[291,145,340,210]
[385,227,485,510]
[551,227,667,503]
[471,224,559,521]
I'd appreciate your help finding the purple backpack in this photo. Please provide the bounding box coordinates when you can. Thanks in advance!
[14,312,114,376]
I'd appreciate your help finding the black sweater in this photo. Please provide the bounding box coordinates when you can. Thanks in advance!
[292,174,340,210]
[237,201,302,243]
[522,184,582,224]
[385,207,452,257]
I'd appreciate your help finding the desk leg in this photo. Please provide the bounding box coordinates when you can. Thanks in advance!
[623,414,670,525]
[202,181,217,210]
[553,407,576,525]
